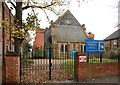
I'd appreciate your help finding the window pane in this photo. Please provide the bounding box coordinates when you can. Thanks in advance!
[61,45,64,52]
[65,45,68,52]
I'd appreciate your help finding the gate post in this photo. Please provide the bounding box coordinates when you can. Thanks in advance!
[5,52,20,84]
[74,52,87,81]
[49,47,52,80]
[74,52,79,81]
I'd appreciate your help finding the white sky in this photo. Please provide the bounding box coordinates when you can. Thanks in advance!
[32,0,118,40]
[9,0,119,40]
[69,0,118,40]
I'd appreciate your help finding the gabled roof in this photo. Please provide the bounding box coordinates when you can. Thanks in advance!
[104,29,120,41]
[53,10,88,43]
[56,25,88,43]
[54,10,81,26]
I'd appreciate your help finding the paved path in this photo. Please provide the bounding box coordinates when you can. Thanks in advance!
[49,76,120,84]
[83,76,119,83]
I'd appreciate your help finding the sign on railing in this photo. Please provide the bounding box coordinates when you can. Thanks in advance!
[79,56,86,62]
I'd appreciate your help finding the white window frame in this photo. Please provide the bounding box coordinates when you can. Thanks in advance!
[64,19,71,24]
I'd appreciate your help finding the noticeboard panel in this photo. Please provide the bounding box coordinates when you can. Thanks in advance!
[86,39,105,54]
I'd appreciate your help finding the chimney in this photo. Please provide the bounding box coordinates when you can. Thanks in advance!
[88,32,95,39]
[82,24,85,28]
[45,27,48,30]
[82,24,87,32]
[82,24,88,36]
[50,20,55,28]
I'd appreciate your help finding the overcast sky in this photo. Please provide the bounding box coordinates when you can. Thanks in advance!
[67,0,118,40]
[69,0,118,40]
[9,0,118,40]
[30,0,118,40]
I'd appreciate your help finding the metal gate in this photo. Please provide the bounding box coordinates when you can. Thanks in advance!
[20,48,75,84]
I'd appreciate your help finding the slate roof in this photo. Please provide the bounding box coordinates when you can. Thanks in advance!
[54,10,81,26]
[104,29,120,41]
[54,10,88,43]
[56,25,88,43]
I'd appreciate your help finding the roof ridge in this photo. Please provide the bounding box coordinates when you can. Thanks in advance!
[54,10,81,26]
[105,29,120,40]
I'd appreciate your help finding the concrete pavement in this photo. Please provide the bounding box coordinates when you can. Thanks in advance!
[48,76,120,85]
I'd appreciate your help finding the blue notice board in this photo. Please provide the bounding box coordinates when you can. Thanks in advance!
[86,39,105,54]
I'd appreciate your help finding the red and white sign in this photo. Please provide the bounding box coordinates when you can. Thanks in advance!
[79,56,86,62]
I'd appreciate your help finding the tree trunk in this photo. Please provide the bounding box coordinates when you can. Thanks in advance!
[14,2,22,54]
[14,37,21,54]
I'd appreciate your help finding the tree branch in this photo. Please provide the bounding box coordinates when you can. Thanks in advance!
[10,2,16,10]
[22,2,56,10]
[43,9,50,23]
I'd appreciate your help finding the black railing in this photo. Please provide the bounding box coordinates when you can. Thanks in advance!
[86,53,118,63]
[20,47,75,83]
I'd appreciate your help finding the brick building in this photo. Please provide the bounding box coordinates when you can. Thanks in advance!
[0,2,14,84]
[33,29,45,50]
[0,2,14,54]
[0,2,2,84]
[104,29,120,52]
[0,2,2,57]
[45,10,94,58]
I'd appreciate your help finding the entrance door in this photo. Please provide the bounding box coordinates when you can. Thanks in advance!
[71,50,77,58]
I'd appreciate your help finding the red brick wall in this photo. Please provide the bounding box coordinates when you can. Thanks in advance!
[2,64,6,84]
[0,56,2,84]
[5,56,20,84]
[77,63,119,81]
[75,52,119,81]
[0,3,14,53]
[87,34,94,39]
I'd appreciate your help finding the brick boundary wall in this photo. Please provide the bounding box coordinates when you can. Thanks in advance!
[0,56,2,85]
[5,56,20,84]
[75,52,120,81]
[2,64,6,84]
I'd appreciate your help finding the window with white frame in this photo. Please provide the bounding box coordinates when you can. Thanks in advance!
[81,45,83,52]
[114,40,117,45]
[65,45,68,52]
[61,44,64,52]
[64,19,71,24]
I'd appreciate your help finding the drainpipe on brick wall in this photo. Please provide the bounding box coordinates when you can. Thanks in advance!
[9,8,12,51]
[2,2,5,67]
[2,2,6,85]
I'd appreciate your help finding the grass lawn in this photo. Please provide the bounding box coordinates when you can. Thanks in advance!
[57,57,68,60]
[61,60,74,74]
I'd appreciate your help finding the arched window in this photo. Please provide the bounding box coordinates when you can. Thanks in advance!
[84,45,86,52]
[81,45,83,52]
[61,44,64,52]
[65,45,68,52]
[73,44,75,49]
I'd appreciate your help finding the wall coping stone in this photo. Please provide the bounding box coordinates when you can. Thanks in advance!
[5,52,19,56]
